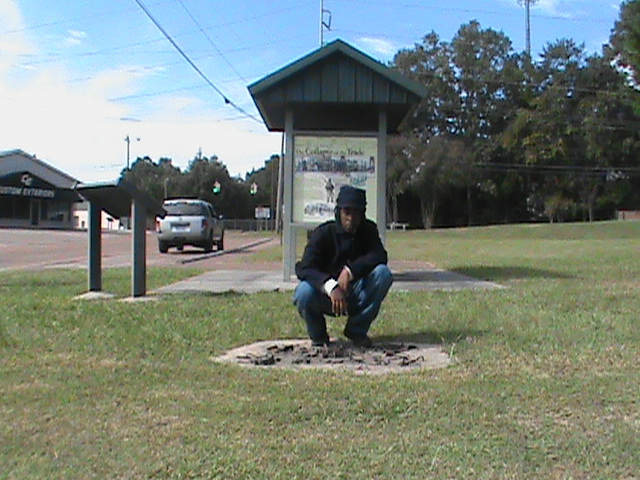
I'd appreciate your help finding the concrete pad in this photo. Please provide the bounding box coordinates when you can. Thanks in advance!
[74,291,117,300]
[119,295,159,303]
[152,268,502,295]
[153,270,297,295]
[391,269,503,292]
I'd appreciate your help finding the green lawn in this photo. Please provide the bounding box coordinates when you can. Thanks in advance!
[2,222,639,479]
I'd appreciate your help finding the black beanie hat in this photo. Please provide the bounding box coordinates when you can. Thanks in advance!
[336,185,366,209]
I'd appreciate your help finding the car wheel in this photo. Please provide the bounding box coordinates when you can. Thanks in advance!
[217,231,224,251]
[203,232,214,253]
[158,242,169,254]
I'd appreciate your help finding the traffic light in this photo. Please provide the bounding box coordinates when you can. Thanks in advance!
[250,182,258,195]
[213,181,221,195]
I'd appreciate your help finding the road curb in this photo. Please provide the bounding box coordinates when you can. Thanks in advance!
[178,237,274,264]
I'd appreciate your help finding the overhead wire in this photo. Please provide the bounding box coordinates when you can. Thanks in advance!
[4,0,631,124]
[0,1,176,37]
[131,0,262,123]
[474,162,640,177]
[328,0,615,25]
[109,84,209,102]
[0,0,610,39]
[10,33,308,72]
[1,1,312,72]
[175,0,248,83]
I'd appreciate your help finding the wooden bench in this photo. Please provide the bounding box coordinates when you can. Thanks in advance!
[388,222,409,231]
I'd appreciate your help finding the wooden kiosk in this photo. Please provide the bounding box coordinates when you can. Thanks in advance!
[77,178,165,298]
[248,39,427,280]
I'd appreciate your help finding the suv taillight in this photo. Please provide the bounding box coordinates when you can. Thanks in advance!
[155,219,161,233]
[201,219,208,231]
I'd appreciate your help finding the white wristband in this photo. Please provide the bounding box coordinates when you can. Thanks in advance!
[323,278,338,296]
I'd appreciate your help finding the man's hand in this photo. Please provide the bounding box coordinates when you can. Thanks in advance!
[329,286,348,316]
[337,267,351,292]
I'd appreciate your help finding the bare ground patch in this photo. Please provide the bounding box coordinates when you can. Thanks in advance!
[211,339,451,374]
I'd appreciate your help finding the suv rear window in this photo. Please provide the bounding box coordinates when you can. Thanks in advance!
[164,204,208,216]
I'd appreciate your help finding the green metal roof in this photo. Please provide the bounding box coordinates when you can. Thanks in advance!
[248,39,427,133]
[76,178,166,219]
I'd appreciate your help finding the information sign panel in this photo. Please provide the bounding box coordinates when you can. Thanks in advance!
[292,135,377,223]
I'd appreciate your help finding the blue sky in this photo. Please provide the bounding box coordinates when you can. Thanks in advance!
[0,0,623,182]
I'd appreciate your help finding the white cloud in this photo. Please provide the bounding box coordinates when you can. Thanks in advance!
[65,29,86,46]
[67,29,86,39]
[0,1,289,183]
[356,37,398,60]
[118,64,166,79]
[535,0,560,13]
[1,61,281,182]
[0,0,24,30]
[124,119,281,177]
[504,0,583,18]
[0,0,34,74]
[532,0,592,19]
[85,67,143,99]
[1,73,280,183]
[1,58,280,183]
[532,0,567,17]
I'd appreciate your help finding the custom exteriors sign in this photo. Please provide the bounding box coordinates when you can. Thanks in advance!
[0,172,57,199]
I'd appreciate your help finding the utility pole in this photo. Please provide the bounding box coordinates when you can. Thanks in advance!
[124,135,140,170]
[517,0,539,57]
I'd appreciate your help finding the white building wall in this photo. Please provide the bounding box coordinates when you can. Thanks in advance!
[72,206,122,230]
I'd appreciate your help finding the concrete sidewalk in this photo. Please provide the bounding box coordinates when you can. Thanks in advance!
[152,267,502,295]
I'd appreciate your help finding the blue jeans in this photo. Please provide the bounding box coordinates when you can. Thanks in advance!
[292,264,393,342]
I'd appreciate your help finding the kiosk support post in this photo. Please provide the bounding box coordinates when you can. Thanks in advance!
[88,202,102,292]
[377,109,387,244]
[283,109,296,281]
[131,199,146,297]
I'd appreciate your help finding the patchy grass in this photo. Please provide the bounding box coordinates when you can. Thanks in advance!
[2,221,640,479]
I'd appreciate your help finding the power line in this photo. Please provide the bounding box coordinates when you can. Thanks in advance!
[0,0,609,40]
[9,34,308,73]
[329,0,614,25]
[175,0,248,83]
[131,0,262,123]
[0,1,174,36]
[1,1,311,75]
[109,84,208,102]
[475,162,640,176]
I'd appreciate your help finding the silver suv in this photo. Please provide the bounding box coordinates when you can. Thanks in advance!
[156,199,224,253]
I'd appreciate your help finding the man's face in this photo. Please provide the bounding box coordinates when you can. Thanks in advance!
[340,207,364,233]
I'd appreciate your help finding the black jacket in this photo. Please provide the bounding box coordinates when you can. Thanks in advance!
[295,216,388,292]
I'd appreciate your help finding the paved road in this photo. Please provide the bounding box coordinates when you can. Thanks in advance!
[0,228,502,294]
[0,228,277,272]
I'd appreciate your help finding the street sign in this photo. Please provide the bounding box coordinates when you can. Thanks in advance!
[255,206,271,219]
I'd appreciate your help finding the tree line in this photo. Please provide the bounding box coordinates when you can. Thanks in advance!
[122,150,280,220]
[124,1,640,227]
[389,0,640,227]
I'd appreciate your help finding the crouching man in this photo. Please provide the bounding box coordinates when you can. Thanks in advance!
[293,185,393,347]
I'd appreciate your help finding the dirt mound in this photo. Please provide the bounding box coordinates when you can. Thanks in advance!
[212,339,450,374]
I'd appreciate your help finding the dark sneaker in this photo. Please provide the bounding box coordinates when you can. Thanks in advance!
[343,329,373,348]
[311,336,330,347]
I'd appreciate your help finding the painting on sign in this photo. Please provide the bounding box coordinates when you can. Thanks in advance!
[293,135,377,223]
